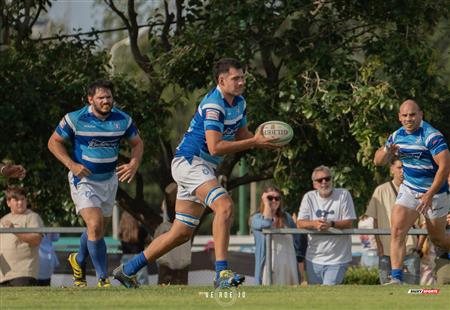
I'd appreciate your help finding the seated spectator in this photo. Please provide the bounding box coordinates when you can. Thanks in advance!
[297,165,356,285]
[251,186,306,285]
[37,233,60,286]
[357,214,378,268]
[0,185,43,286]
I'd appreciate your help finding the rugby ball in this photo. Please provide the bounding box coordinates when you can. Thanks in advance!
[257,120,294,146]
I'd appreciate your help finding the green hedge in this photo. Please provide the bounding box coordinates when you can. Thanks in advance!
[343,266,380,285]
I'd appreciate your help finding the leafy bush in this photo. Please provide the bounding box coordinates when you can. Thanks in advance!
[343,266,380,285]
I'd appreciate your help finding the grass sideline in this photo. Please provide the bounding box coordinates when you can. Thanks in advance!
[0,285,448,309]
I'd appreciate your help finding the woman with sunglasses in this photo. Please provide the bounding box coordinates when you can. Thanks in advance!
[251,186,306,285]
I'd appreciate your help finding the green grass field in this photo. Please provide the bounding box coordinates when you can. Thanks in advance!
[0,285,448,309]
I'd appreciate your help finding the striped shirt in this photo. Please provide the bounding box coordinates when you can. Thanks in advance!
[55,105,138,182]
[175,86,247,166]
[386,120,449,193]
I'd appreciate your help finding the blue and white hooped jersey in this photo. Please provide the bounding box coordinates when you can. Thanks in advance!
[175,86,248,166]
[386,120,449,193]
[55,105,138,182]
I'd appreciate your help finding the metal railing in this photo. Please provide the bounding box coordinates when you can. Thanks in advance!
[262,228,449,285]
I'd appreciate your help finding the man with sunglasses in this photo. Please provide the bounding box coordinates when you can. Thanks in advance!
[297,165,356,285]
[374,99,450,285]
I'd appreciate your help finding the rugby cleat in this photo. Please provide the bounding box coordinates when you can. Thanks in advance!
[383,278,403,285]
[68,253,87,287]
[214,270,245,289]
[97,278,111,288]
[113,264,139,289]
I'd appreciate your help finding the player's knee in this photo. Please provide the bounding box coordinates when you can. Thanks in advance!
[215,201,234,221]
[175,228,193,244]
[87,224,103,239]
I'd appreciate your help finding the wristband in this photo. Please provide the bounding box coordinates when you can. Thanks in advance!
[0,165,6,176]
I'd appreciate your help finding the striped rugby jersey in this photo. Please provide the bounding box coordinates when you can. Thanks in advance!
[55,105,138,182]
[175,86,247,166]
[386,120,449,193]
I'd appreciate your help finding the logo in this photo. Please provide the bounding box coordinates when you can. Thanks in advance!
[202,168,210,175]
[408,289,440,295]
[198,288,246,307]
[206,109,220,121]
[315,209,335,218]
[88,139,119,148]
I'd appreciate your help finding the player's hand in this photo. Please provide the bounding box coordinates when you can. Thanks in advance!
[116,160,139,183]
[68,162,91,179]
[1,164,26,179]
[384,143,399,156]
[254,127,282,149]
[415,192,433,214]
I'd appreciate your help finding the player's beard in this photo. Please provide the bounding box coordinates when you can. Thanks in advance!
[93,103,112,116]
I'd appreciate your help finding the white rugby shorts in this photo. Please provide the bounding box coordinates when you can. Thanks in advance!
[68,171,118,217]
[171,156,216,204]
[395,183,449,219]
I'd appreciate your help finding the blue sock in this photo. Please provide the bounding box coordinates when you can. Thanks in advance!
[391,268,403,281]
[123,252,148,276]
[87,239,108,279]
[215,260,228,280]
[76,231,89,268]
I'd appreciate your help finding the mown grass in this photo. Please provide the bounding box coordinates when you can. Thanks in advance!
[0,285,448,309]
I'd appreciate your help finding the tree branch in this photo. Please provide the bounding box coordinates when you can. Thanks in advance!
[227,167,275,190]
[104,0,131,30]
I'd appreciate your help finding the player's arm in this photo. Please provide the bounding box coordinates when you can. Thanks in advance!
[205,128,278,156]
[48,131,91,178]
[0,164,26,179]
[374,143,399,166]
[234,126,254,141]
[117,134,144,183]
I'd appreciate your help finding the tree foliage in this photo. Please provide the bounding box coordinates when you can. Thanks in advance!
[103,0,450,215]
[1,0,449,230]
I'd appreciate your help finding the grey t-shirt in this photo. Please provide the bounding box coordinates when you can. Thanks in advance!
[298,188,356,265]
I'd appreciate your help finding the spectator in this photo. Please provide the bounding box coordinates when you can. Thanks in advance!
[0,185,43,286]
[118,211,151,285]
[357,214,378,268]
[297,165,356,285]
[37,233,60,286]
[251,187,306,285]
[365,158,422,284]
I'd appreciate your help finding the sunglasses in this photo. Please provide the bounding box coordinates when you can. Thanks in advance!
[267,196,281,202]
[314,176,331,183]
